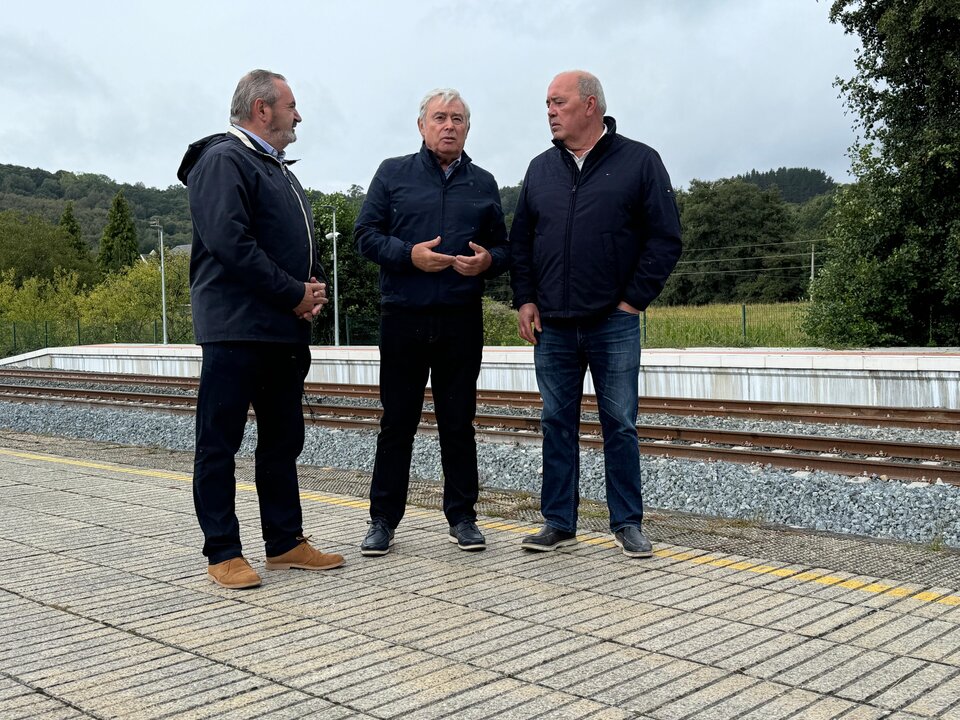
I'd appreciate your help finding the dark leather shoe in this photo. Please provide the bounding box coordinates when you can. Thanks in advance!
[360,518,394,556]
[614,526,653,558]
[449,520,486,551]
[520,525,577,552]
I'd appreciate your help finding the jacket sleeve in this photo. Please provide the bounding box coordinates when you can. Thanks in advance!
[354,162,415,273]
[623,151,683,311]
[508,171,537,308]
[481,177,509,280]
[189,152,304,310]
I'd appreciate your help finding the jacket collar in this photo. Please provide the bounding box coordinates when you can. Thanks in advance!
[552,115,617,155]
[418,142,472,174]
[228,127,300,165]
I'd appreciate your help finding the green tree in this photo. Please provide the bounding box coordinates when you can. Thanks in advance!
[0,210,98,287]
[734,168,836,204]
[312,189,381,345]
[79,252,192,343]
[806,0,960,346]
[0,270,82,324]
[481,297,519,345]
[59,201,88,258]
[660,180,802,306]
[97,190,139,273]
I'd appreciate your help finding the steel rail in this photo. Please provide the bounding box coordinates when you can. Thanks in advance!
[3,383,957,485]
[2,369,956,430]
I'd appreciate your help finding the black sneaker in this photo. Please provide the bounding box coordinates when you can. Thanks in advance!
[448,520,486,551]
[614,526,653,558]
[520,525,578,552]
[360,518,394,556]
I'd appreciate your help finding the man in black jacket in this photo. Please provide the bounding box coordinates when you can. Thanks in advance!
[510,71,682,558]
[178,69,344,589]
[355,88,508,556]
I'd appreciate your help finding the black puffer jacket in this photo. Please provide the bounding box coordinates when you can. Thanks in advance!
[355,144,507,310]
[177,128,324,344]
[509,117,682,319]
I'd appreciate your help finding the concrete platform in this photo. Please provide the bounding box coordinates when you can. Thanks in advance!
[4,344,959,408]
[2,435,960,719]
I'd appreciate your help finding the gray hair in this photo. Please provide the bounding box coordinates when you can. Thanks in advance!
[576,72,607,115]
[418,88,471,128]
[230,69,287,124]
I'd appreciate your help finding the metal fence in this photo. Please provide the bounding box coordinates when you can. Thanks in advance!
[0,303,811,358]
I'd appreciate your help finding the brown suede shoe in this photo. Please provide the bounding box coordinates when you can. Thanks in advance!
[265,535,345,571]
[207,557,261,589]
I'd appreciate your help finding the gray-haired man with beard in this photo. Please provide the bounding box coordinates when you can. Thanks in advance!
[178,69,345,589]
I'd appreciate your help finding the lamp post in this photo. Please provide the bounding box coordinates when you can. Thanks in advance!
[148,218,168,344]
[317,205,340,346]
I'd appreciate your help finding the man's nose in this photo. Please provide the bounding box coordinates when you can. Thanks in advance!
[294,110,302,122]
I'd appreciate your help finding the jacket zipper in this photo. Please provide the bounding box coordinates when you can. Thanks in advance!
[280,162,315,277]
[563,161,581,314]
[227,128,314,277]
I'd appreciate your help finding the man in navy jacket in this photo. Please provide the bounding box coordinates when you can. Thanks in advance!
[179,69,344,589]
[355,88,508,555]
[510,71,682,558]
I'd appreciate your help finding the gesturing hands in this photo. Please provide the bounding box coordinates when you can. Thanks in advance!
[453,242,492,276]
[294,277,328,321]
[412,237,492,276]
[411,237,455,272]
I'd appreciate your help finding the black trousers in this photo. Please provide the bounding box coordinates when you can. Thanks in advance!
[370,305,483,528]
[192,341,311,564]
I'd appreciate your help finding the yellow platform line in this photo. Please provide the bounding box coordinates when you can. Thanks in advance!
[3,447,958,608]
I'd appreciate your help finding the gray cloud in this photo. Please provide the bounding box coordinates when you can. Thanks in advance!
[2,0,859,192]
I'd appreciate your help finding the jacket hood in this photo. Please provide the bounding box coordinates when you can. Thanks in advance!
[177,133,234,186]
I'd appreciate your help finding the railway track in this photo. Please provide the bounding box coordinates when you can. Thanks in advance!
[1,367,957,430]
[2,379,958,485]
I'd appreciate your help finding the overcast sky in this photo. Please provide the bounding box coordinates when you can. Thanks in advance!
[3,0,860,194]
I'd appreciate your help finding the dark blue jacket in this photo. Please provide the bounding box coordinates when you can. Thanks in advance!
[510,117,682,319]
[177,129,324,344]
[355,144,507,310]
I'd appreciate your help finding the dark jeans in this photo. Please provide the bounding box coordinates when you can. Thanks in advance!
[370,305,483,528]
[534,309,643,533]
[193,341,311,564]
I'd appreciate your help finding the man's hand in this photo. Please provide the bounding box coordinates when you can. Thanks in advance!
[518,302,541,345]
[453,242,492,277]
[412,236,456,272]
[294,278,328,320]
[617,300,641,315]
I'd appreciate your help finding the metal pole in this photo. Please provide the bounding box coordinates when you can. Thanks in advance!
[160,225,168,344]
[318,204,340,347]
[150,219,169,344]
[332,210,339,346]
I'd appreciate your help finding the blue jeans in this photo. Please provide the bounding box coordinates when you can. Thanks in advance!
[534,309,642,533]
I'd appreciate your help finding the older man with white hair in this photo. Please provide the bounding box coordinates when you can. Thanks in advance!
[355,88,508,556]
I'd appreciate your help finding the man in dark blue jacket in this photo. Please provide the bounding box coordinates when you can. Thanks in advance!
[510,71,682,558]
[178,69,345,589]
[355,88,508,556]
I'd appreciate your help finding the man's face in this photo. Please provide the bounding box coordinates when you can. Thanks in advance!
[418,97,468,165]
[546,73,592,145]
[263,80,301,151]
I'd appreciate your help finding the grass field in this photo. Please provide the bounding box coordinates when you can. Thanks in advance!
[641,302,810,348]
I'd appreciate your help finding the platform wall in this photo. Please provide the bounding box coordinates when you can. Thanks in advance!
[3,344,958,409]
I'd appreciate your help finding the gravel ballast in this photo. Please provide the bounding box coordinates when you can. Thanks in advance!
[1,400,958,549]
